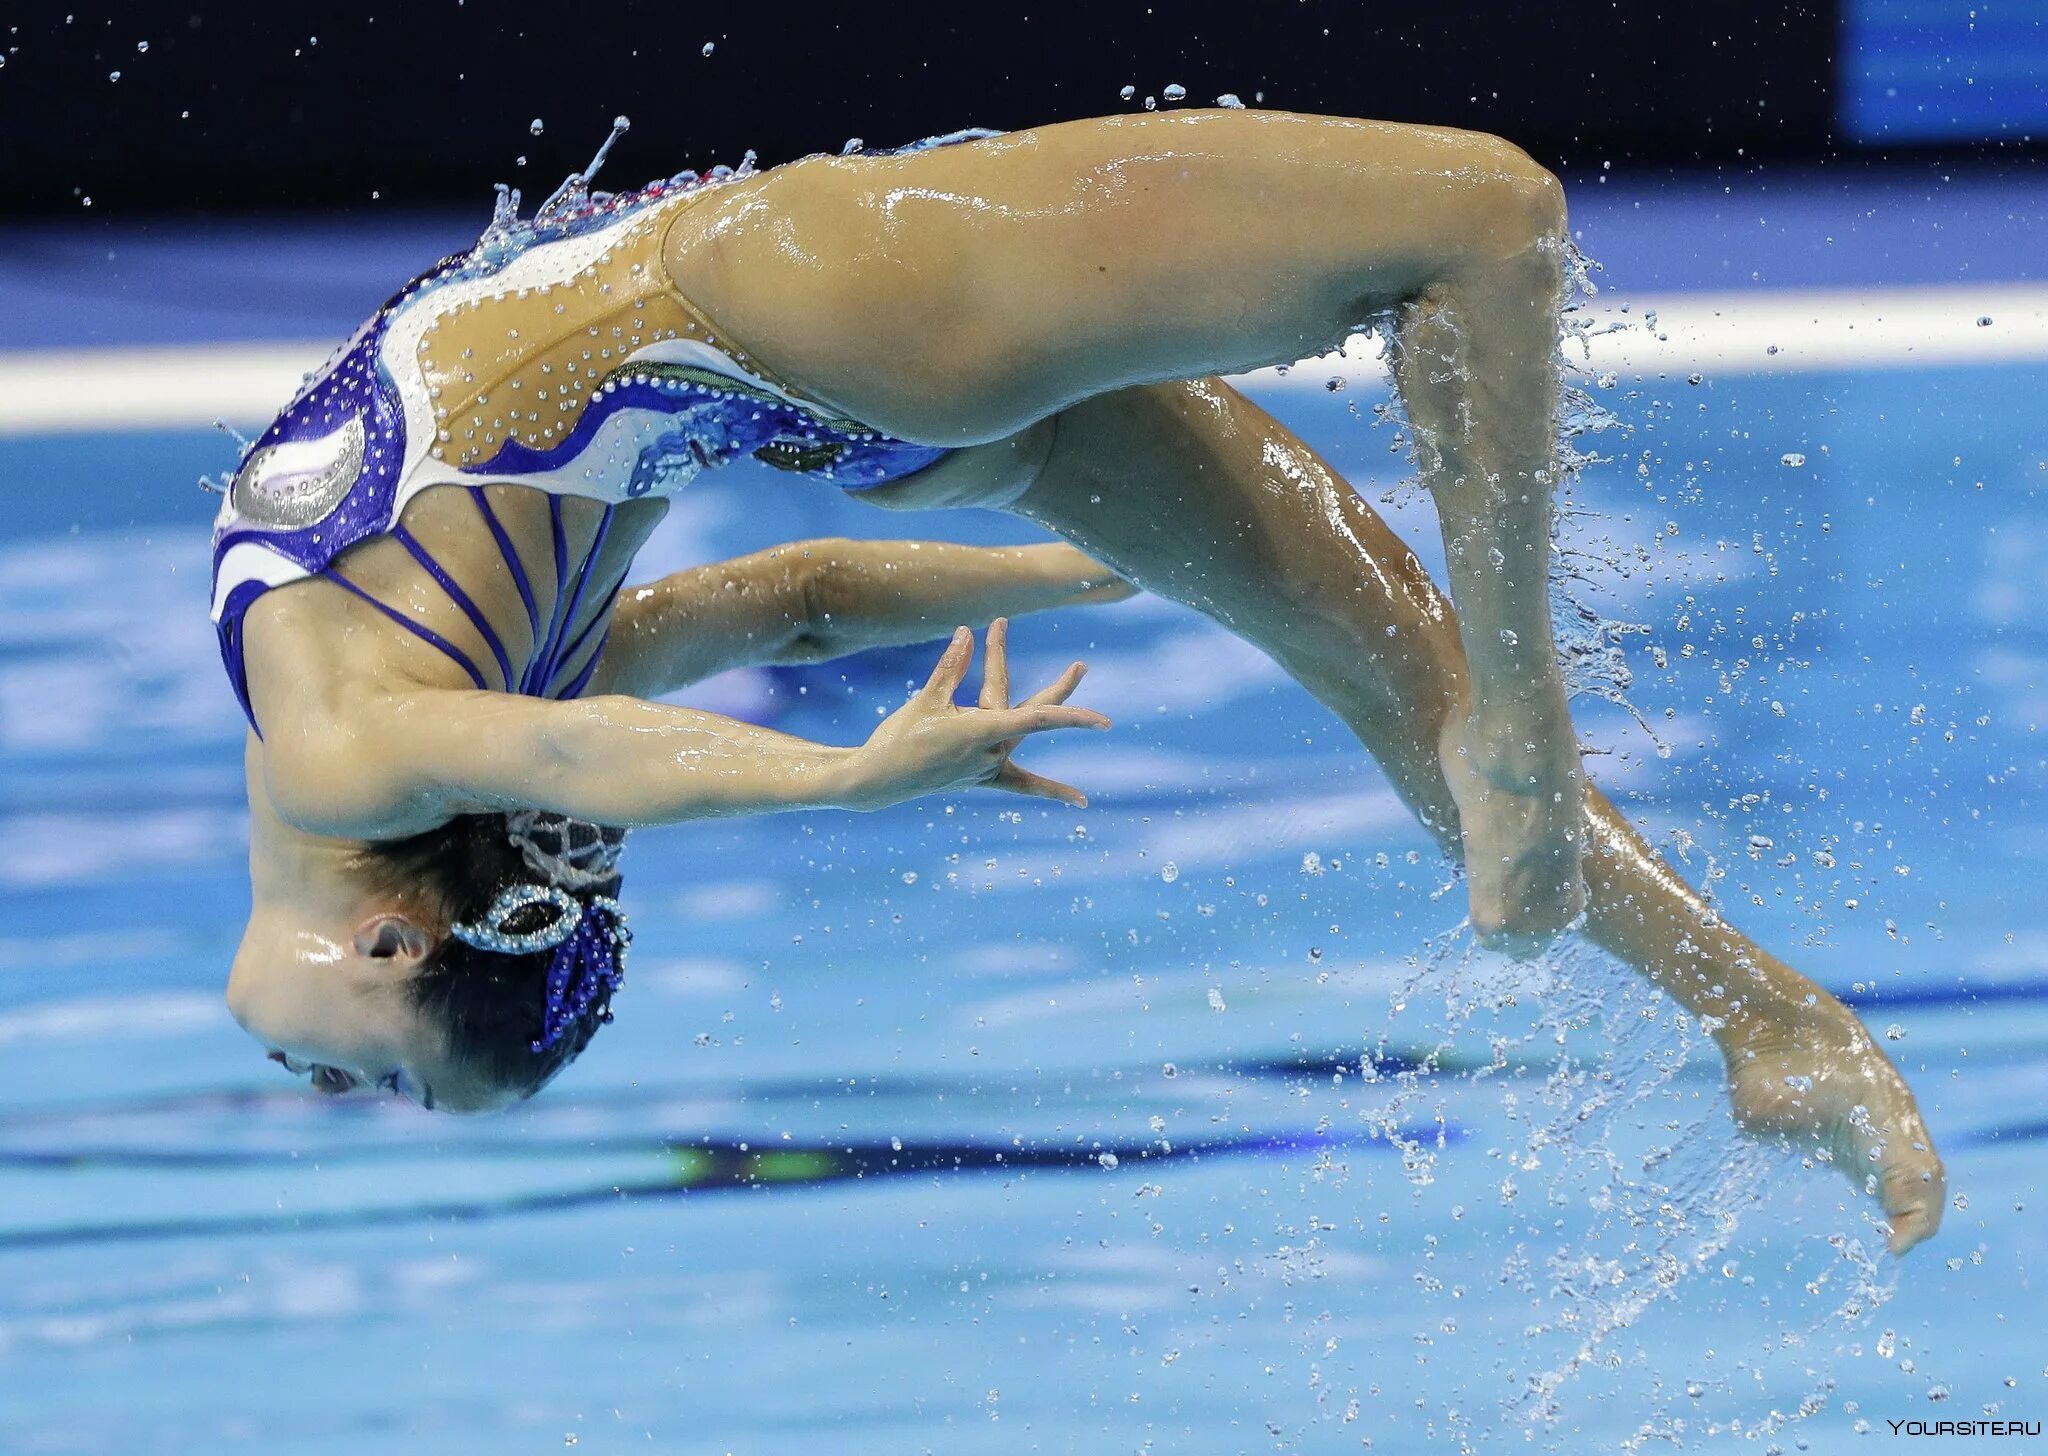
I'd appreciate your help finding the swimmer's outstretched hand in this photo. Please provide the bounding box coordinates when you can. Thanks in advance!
[841,619,1108,812]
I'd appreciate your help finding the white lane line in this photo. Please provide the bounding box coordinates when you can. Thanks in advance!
[1,283,2043,437]
[0,341,326,437]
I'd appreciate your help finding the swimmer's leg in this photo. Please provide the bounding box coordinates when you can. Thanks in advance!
[672,107,1583,947]
[1386,261,1585,956]
[970,379,1940,1254]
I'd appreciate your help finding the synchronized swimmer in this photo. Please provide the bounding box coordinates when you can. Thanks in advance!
[214,111,1943,1252]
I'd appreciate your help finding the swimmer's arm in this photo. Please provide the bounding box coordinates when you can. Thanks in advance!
[265,628,1105,834]
[594,538,1131,696]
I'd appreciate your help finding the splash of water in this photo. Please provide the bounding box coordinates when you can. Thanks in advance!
[1551,239,1664,753]
[469,114,758,270]
[1329,244,1900,1445]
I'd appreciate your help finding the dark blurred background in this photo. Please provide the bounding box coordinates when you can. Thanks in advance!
[2,0,2041,217]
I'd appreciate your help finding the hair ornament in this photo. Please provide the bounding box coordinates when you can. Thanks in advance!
[449,882,583,955]
[504,809,627,891]
[451,883,631,1053]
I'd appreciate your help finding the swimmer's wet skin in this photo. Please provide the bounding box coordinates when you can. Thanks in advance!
[214,109,1944,1253]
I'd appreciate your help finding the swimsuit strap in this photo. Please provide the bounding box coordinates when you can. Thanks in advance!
[391,525,514,690]
[548,562,631,697]
[556,627,611,701]
[318,569,490,690]
[522,497,575,694]
[468,487,541,637]
[538,504,616,692]
[469,485,619,698]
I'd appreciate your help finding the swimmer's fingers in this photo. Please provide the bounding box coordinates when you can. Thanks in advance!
[993,760,1088,809]
[1020,661,1087,710]
[921,626,976,704]
[973,704,1111,741]
[979,617,1012,711]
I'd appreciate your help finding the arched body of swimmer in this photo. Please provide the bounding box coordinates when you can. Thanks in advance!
[226,111,1943,1252]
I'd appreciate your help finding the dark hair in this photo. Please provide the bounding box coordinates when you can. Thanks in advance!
[363,813,623,1102]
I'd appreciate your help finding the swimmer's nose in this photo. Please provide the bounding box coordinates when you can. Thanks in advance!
[266,1050,287,1065]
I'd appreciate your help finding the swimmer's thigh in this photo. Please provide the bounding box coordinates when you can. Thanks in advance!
[666,110,1556,443]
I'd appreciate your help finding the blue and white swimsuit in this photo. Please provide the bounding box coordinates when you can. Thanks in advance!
[210,143,976,728]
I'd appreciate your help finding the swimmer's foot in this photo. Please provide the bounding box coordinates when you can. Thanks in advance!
[1438,711,1587,957]
[1724,1003,1947,1255]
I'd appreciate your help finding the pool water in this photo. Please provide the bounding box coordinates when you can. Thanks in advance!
[2,282,2045,1447]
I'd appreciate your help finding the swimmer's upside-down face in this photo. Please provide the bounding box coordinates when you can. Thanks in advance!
[226,905,523,1115]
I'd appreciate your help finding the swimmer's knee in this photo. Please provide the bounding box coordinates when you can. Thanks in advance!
[1437,135,1567,264]
[853,418,1059,512]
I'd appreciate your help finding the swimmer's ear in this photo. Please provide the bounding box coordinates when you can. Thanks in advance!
[353,915,432,966]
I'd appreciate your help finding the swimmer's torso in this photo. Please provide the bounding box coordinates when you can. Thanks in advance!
[210,163,949,728]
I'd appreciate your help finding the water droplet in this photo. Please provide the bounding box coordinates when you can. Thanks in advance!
[135,39,148,53]
[1163,83,1187,101]
[1498,628,1519,647]
[1119,84,1136,100]
[1215,93,1245,108]
[1780,452,1807,467]
[1885,1023,1905,1041]
[901,870,918,885]
[529,117,544,135]
[702,41,716,57]
[1161,1062,1178,1078]
[108,69,121,81]
[1977,315,1993,327]
[1686,372,1703,385]
[1098,1151,1119,1170]
[1160,861,1179,883]
[1206,987,1227,1013]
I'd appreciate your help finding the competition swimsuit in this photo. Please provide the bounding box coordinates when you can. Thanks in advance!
[210,134,987,729]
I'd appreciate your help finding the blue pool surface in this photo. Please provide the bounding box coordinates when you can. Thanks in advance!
[1,261,2045,1445]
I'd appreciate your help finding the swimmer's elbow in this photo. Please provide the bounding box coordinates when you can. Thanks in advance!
[779,540,863,663]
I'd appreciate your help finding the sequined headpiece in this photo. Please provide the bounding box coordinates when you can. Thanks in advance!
[449,813,631,1053]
